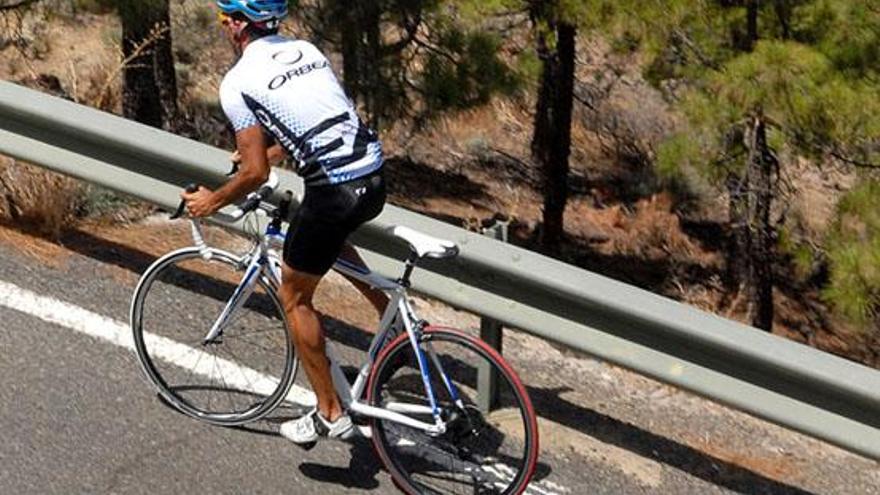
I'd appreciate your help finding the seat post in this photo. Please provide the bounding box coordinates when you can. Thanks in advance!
[398,252,419,287]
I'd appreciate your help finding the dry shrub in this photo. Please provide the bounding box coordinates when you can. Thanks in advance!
[75,59,121,111]
[0,157,83,238]
[600,193,714,267]
[575,38,677,171]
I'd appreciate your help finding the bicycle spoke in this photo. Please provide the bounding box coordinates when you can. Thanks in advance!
[132,249,295,425]
[184,347,207,392]
[222,327,284,351]
[216,344,262,397]
[208,355,218,413]
[215,354,239,414]
[368,329,537,495]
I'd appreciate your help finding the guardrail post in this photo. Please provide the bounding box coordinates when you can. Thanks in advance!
[477,218,509,413]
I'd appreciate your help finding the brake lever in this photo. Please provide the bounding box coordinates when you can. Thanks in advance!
[171,183,199,220]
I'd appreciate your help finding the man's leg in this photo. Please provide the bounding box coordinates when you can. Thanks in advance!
[337,242,390,327]
[277,263,344,421]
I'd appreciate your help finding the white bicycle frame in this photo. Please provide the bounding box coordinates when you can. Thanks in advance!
[188,214,460,437]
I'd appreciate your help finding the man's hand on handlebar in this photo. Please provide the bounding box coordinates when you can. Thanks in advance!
[181,186,221,218]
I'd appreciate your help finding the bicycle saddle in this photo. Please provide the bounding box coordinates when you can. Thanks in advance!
[391,226,459,259]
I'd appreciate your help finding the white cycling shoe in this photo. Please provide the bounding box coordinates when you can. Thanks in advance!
[280,409,355,444]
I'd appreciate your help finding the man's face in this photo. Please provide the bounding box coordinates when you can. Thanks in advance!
[218,11,246,56]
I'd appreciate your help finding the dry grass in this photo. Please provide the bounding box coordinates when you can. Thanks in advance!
[0,223,70,268]
[600,195,695,259]
[0,158,84,239]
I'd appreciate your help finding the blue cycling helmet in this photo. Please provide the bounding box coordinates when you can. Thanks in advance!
[216,0,288,24]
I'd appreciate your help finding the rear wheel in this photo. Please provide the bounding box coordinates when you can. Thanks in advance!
[131,247,297,426]
[367,327,539,495]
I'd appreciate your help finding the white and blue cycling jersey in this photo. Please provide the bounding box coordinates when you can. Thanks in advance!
[220,35,383,186]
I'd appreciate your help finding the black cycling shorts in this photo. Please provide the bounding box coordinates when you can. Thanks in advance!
[283,170,386,275]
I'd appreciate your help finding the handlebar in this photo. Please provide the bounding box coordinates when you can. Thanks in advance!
[171,171,282,221]
[171,184,199,220]
[227,172,280,220]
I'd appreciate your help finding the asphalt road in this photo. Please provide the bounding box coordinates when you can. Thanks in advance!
[0,227,877,495]
[0,236,588,495]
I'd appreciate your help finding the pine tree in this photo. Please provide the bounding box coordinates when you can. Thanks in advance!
[529,1,577,253]
[453,0,594,253]
[615,0,880,330]
[116,0,178,130]
[825,180,880,330]
[300,0,438,128]
[814,1,880,333]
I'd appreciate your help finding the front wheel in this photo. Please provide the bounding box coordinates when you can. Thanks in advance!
[367,327,539,495]
[130,247,297,426]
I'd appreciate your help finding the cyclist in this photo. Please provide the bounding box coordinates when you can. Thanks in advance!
[183,0,388,444]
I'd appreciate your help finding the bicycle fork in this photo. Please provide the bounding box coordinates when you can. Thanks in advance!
[202,253,265,345]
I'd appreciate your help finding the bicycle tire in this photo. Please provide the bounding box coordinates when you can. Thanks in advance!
[131,247,297,426]
[367,326,539,495]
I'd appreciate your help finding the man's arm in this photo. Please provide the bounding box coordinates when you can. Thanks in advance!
[182,126,270,217]
[267,143,286,165]
[231,142,286,167]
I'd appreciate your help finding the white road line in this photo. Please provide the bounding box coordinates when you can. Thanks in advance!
[0,280,316,407]
[0,279,565,494]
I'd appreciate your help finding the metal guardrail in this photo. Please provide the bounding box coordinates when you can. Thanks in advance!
[1,80,879,460]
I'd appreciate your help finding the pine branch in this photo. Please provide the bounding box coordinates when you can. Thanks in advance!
[573,92,596,111]
[412,35,458,66]
[830,150,880,170]
[95,23,171,109]
[381,10,422,56]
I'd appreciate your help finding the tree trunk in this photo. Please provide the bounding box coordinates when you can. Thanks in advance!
[362,1,382,126]
[744,116,775,331]
[339,2,363,105]
[338,0,382,128]
[726,173,749,293]
[532,21,576,254]
[774,0,791,39]
[746,0,759,50]
[118,0,178,130]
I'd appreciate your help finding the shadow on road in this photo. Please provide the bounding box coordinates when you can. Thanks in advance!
[298,439,383,491]
[62,228,815,494]
[528,385,816,494]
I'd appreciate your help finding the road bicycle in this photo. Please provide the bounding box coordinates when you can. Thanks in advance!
[130,173,539,494]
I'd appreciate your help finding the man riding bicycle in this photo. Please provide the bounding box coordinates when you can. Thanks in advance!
[183,0,388,444]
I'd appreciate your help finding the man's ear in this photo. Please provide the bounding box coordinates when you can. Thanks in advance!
[232,18,249,40]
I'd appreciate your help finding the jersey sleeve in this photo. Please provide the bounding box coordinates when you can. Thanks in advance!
[219,76,259,132]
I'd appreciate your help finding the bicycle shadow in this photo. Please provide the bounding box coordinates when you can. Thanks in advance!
[61,230,815,494]
[224,373,556,491]
[297,438,383,490]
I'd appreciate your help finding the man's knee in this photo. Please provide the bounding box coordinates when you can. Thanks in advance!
[282,286,313,311]
[281,265,321,306]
